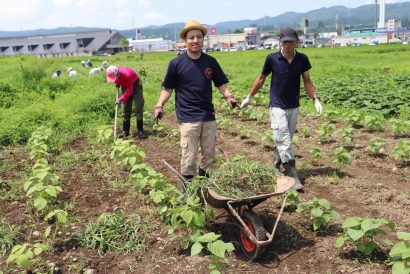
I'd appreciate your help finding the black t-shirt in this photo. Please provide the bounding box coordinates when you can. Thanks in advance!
[162,52,229,123]
[262,51,312,109]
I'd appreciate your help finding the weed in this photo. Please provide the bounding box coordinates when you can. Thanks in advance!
[0,219,19,257]
[79,211,147,255]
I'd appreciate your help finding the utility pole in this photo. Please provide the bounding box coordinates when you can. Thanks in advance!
[375,0,378,29]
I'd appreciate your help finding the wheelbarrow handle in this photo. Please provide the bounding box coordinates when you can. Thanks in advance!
[227,194,288,247]
[161,159,188,192]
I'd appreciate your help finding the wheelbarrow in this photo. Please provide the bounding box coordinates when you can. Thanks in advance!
[161,159,295,260]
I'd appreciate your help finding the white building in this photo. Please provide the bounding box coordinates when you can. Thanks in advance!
[128,38,174,52]
[387,19,401,31]
[0,29,126,57]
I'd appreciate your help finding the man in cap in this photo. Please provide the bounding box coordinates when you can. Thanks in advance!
[240,28,323,192]
[106,65,147,139]
[153,19,237,184]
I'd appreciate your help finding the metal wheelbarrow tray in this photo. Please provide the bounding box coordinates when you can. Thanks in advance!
[203,176,295,260]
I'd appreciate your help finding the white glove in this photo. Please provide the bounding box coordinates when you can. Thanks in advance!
[240,95,253,109]
[314,98,323,114]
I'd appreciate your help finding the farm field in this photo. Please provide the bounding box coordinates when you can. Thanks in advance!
[0,44,409,273]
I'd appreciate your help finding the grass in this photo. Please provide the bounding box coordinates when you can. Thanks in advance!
[79,211,148,255]
[1,44,410,148]
[192,156,277,199]
[0,219,19,257]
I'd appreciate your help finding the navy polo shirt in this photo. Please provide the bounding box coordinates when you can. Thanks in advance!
[262,51,311,109]
[162,52,229,123]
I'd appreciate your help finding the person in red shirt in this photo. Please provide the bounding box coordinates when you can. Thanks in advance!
[106,66,148,139]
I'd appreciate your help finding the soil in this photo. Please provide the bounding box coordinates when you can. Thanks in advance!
[0,108,409,274]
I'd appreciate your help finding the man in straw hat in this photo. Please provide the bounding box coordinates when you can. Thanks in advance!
[240,28,323,192]
[154,19,238,185]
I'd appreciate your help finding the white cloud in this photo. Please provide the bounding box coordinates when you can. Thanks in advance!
[0,0,40,17]
[53,0,71,8]
[74,0,104,8]
[144,12,167,23]
[137,0,150,7]
[116,0,131,5]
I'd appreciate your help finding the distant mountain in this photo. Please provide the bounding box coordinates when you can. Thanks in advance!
[1,2,409,39]
[120,2,410,39]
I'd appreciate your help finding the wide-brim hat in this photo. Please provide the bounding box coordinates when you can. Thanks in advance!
[280,28,299,42]
[180,20,207,39]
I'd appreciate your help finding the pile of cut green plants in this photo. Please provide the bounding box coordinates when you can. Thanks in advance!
[192,157,277,199]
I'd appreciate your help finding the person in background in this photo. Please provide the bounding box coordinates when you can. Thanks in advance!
[153,19,237,184]
[106,65,148,139]
[89,67,103,77]
[67,67,78,78]
[240,28,323,192]
[52,69,62,78]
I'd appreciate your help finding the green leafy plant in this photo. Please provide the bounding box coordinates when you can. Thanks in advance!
[341,126,356,146]
[317,122,336,143]
[388,231,410,274]
[336,217,396,255]
[309,146,324,163]
[190,230,235,274]
[26,126,52,160]
[367,138,386,155]
[390,119,410,137]
[110,139,146,169]
[364,115,384,132]
[96,125,113,144]
[260,130,275,144]
[324,109,340,123]
[23,159,62,212]
[274,189,301,211]
[44,210,68,242]
[332,147,351,168]
[236,124,251,139]
[296,198,340,231]
[393,140,410,162]
[130,163,166,191]
[346,111,364,127]
[6,243,50,270]
[302,127,311,138]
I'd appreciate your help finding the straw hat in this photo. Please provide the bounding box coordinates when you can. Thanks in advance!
[180,19,207,39]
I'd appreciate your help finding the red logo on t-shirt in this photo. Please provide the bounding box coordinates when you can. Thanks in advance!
[204,68,213,79]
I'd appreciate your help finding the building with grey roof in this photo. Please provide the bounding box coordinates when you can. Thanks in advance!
[0,29,126,57]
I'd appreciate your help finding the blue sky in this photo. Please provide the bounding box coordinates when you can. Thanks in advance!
[0,0,408,31]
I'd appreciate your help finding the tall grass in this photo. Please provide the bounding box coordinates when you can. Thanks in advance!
[0,44,409,147]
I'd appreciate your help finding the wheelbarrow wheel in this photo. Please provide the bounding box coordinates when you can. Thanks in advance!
[238,210,267,260]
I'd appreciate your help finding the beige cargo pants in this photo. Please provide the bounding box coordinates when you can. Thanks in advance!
[179,121,216,177]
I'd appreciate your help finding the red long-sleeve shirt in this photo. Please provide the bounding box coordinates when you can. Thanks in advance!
[115,67,139,102]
